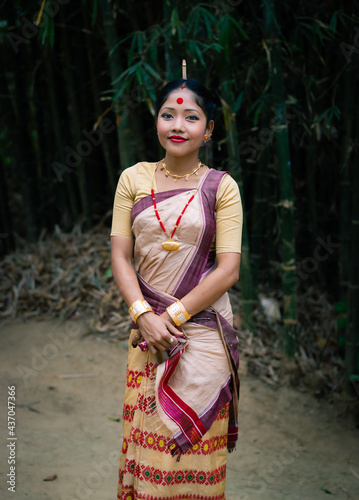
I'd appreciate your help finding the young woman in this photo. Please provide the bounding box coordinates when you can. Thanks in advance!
[111,76,243,500]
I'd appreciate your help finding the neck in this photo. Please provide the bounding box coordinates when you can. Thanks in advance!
[163,152,200,174]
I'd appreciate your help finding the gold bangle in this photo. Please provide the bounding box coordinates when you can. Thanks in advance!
[166,301,191,326]
[128,299,153,324]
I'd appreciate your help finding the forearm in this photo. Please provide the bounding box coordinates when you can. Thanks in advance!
[111,236,183,354]
[111,252,142,308]
[179,252,240,318]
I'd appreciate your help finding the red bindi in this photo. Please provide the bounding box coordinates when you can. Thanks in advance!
[177,97,183,104]
[180,86,185,89]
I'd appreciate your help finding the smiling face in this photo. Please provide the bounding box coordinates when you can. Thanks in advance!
[156,88,214,158]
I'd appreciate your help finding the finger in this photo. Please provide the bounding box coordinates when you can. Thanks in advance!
[148,344,158,355]
[167,335,178,346]
[153,342,167,352]
[166,322,184,337]
[149,344,165,355]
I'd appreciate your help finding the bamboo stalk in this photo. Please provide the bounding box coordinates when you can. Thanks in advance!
[99,0,135,171]
[81,0,116,195]
[344,2,359,391]
[163,0,178,80]
[263,0,297,356]
[344,137,359,394]
[221,98,256,332]
[44,50,79,222]
[59,13,91,227]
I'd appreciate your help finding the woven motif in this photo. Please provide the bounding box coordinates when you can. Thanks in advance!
[118,350,230,499]
[121,462,226,487]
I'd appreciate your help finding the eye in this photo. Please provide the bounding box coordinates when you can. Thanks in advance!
[161,112,173,119]
[186,115,199,121]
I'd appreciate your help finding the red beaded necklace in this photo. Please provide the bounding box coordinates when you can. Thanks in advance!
[151,188,199,251]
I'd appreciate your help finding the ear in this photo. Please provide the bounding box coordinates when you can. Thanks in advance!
[206,120,214,136]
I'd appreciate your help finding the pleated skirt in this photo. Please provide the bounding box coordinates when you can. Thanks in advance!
[117,333,229,500]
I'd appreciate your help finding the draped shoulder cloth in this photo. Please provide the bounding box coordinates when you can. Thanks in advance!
[131,169,240,459]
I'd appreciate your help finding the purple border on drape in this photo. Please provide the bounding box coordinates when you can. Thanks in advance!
[138,276,240,454]
[172,377,232,453]
[131,188,188,225]
[173,170,227,299]
[138,276,239,369]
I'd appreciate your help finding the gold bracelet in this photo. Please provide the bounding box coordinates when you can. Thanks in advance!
[128,299,153,324]
[166,301,191,326]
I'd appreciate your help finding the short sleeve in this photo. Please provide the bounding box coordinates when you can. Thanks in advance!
[110,168,136,239]
[215,174,243,254]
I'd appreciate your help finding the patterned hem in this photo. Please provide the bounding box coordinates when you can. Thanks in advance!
[118,489,225,500]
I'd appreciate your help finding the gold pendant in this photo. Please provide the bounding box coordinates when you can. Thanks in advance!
[162,239,180,251]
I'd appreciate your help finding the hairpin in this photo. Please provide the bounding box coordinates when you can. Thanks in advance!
[182,59,187,80]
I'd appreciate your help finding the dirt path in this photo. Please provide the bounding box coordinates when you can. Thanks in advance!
[0,320,358,500]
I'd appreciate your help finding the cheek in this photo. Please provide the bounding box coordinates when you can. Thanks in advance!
[194,124,207,139]
[156,121,167,137]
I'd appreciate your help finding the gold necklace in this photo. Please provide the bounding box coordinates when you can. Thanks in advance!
[151,188,199,251]
[161,159,203,181]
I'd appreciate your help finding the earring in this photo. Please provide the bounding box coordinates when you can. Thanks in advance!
[202,133,212,146]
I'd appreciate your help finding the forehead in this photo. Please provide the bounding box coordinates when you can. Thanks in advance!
[161,88,202,110]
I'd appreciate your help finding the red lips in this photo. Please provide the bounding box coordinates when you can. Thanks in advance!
[169,136,188,143]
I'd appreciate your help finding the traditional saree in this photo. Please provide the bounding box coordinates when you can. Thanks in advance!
[117,169,240,500]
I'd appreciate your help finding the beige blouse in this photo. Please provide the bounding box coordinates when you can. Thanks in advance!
[110,162,242,253]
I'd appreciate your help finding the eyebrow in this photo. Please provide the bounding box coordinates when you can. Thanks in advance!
[162,107,201,114]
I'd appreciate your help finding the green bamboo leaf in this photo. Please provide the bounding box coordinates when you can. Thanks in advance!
[233,92,244,114]
[141,70,156,101]
[314,19,334,32]
[312,106,340,126]
[177,23,185,43]
[201,10,215,39]
[48,17,55,47]
[219,20,229,61]
[128,63,141,76]
[193,42,205,66]
[192,7,200,35]
[138,32,145,54]
[112,79,131,101]
[39,16,55,46]
[136,69,143,85]
[142,62,162,81]
[149,41,158,67]
[222,105,230,132]
[298,20,315,32]
[253,101,264,126]
[109,33,136,56]
[228,15,249,40]
[329,11,337,33]
[170,7,180,34]
[333,105,341,119]
[91,0,98,27]
[203,42,223,54]
[128,34,137,65]
[149,26,160,66]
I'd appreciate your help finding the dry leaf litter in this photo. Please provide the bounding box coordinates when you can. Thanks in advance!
[0,223,347,400]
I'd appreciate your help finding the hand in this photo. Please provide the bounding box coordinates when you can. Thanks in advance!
[136,312,184,355]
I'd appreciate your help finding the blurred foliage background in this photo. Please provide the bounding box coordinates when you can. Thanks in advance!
[0,0,358,397]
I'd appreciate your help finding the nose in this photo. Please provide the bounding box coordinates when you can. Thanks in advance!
[171,116,185,132]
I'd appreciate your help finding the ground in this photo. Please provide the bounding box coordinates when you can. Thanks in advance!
[0,319,358,500]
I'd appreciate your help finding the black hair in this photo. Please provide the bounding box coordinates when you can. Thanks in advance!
[155,78,216,123]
